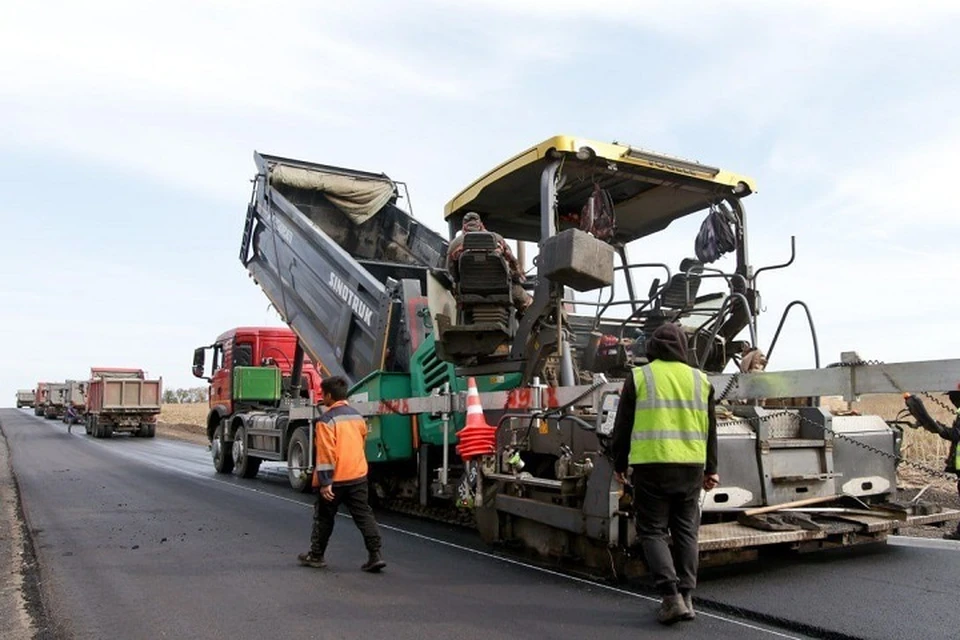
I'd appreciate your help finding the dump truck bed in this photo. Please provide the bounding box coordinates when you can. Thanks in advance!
[87,374,161,415]
[241,152,448,385]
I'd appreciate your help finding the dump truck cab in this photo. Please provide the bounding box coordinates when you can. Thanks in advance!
[192,326,324,441]
[437,135,762,385]
[192,326,325,489]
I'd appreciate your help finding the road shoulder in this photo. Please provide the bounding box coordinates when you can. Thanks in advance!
[0,414,59,640]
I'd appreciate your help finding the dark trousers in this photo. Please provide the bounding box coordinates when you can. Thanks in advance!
[632,465,703,596]
[310,480,382,557]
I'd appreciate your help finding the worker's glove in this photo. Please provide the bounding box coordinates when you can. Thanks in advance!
[904,394,940,434]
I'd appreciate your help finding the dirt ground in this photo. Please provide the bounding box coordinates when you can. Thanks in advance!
[157,403,208,446]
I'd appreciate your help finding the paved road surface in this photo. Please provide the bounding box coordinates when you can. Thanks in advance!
[695,537,960,639]
[1,409,796,640]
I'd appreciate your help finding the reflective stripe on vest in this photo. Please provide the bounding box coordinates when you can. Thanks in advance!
[629,360,710,465]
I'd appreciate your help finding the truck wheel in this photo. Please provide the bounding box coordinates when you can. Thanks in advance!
[212,423,234,474]
[140,423,156,438]
[232,425,261,479]
[287,427,313,493]
[102,424,113,439]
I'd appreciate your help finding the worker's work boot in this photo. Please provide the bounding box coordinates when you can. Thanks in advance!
[297,552,327,569]
[361,551,386,573]
[681,592,696,620]
[657,594,690,625]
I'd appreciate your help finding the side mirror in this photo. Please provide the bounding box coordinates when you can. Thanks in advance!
[192,347,208,380]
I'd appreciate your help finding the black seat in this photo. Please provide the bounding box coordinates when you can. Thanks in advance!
[640,259,704,334]
[456,233,512,320]
[435,232,515,362]
[659,258,703,309]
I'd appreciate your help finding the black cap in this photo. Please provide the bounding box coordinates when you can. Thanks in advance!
[645,322,689,364]
[947,389,960,409]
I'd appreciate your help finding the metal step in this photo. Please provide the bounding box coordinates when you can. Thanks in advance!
[485,472,564,490]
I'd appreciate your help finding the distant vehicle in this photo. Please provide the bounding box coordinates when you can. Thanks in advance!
[61,380,88,425]
[192,327,323,489]
[43,382,69,420]
[16,389,35,409]
[33,383,51,417]
[83,368,162,438]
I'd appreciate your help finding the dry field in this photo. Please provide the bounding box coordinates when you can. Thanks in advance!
[158,403,208,445]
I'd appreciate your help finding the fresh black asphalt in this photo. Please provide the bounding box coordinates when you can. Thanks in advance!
[1,409,794,640]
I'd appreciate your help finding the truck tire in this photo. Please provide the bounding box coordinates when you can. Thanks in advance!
[92,417,102,438]
[212,423,234,474]
[232,425,261,479]
[287,427,313,493]
[102,423,113,439]
[139,423,156,438]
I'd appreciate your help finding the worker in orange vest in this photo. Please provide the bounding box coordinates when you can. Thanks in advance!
[298,376,386,572]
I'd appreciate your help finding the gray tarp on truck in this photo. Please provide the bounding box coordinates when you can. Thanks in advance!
[269,164,396,225]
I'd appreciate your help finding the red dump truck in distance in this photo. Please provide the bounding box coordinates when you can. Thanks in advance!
[33,383,51,417]
[83,368,162,439]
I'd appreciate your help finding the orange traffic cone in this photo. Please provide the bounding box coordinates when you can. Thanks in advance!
[456,377,498,461]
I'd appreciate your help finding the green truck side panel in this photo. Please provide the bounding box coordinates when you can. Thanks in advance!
[350,371,414,462]
[409,336,523,447]
[350,338,527,464]
[410,335,466,446]
[232,367,282,402]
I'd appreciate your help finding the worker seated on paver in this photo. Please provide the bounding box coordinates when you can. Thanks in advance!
[446,212,532,313]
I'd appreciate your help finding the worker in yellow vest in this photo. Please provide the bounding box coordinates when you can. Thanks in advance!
[611,322,719,625]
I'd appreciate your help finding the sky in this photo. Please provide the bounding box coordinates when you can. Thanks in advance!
[1,0,959,402]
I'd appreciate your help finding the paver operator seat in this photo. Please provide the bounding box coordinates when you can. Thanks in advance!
[437,217,521,364]
[454,232,514,329]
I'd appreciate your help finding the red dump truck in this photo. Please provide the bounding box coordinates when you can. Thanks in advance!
[83,368,162,438]
[33,383,50,417]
